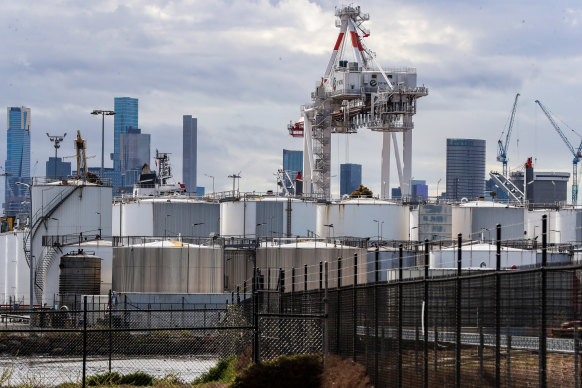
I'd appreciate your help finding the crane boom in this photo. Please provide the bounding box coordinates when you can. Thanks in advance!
[535,99,580,204]
[496,93,520,176]
[535,100,578,158]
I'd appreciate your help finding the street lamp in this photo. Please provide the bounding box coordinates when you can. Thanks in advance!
[164,214,171,239]
[323,224,334,242]
[205,174,215,196]
[256,222,266,238]
[90,109,115,180]
[436,178,442,202]
[16,181,33,328]
[373,219,384,242]
[96,212,102,238]
[192,222,205,236]
[46,133,66,180]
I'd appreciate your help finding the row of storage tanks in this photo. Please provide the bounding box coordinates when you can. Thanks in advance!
[113,197,582,243]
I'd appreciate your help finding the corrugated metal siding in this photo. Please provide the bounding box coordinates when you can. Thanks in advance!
[256,201,283,237]
[113,246,223,293]
[153,202,220,237]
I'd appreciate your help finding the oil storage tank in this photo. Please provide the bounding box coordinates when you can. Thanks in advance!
[316,198,409,240]
[112,240,223,293]
[59,250,101,310]
[220,197,317,237]
[452,201,525,241]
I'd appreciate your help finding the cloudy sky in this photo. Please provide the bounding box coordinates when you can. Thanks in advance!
[1,0,582,201]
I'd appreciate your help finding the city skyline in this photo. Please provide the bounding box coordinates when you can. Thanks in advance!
[1,1,581,203]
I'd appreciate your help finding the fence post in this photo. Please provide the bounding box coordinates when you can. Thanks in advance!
[540,215,547,388]
[253,265,259,363]
[244,280,247,301]
[424,240,429,388]
[324,261,329,365]
[267,268,271,313]
[398,244,403,388]
[280,268,285,314]
[575,326,579,388]
[108,289,112,374]
[375,247,379,386]
[496,223,501,388]
[292,267,295,314]
[83,296,87,388]
[507,323,512,388]
[337,257,342,355]
[304,264,308,292]
[353,252,358,362]
[456,233,462,388]
[237,286,240,304]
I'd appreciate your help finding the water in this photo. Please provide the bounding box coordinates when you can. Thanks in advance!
[0,356,218,386]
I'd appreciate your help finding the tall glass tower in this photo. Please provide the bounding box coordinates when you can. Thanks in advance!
[113,97,138,192]
[4,106,31,216]
[446,138,486,200]
[182,115,198,194]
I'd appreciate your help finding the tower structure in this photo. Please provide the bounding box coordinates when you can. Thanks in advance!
[182,115,198,194]
[4,106,31,216]
[289,5,427,199]
[113,97,138,191]
[446,138,486,201]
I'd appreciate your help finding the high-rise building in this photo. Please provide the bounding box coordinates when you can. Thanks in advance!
[3,107,31,217]
[45,157,71,180]
[120,127,150,191]
[112,97,138,191]
[340,163,362,197]
[282,149,303,195]
[411,179,429,201]
[183,115,197,194]
[446,138,486,201]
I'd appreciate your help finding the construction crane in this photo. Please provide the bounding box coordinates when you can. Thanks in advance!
[288,5,427,199]
[496,93,519,177]
[535,99,582,204]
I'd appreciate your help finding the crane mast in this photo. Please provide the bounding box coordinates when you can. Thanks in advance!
[535,99,581,204]
[288,5,428,199]
[496,93,519,177]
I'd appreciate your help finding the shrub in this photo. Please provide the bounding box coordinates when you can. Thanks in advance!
[119,371,155,386]
[87,371,121,386]
[192,356,236,385]
[232,354,322,388]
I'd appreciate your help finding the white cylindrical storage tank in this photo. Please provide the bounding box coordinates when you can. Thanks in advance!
[429,243,537,269]
[452,201,525,241]
[316,199,409,240]
[220,197,318,238]
[555,208,578,243]
[0,231,28,305]
[112,241,223,293]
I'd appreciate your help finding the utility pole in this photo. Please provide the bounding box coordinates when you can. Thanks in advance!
[228,173,241,196]
[91,110,116,180]
[46,133,67,179]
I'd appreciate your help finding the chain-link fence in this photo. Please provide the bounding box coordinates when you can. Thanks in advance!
[0,303,253,386]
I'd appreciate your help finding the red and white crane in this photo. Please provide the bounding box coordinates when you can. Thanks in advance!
[288,5,428,199]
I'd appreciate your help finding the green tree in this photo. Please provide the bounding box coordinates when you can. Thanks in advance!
[350,184,373,198]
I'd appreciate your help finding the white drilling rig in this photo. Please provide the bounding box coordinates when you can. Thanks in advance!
[288,5,428,199]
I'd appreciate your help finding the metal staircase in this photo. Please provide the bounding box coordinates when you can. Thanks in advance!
[23,185,81,303]
[489,171,525,204]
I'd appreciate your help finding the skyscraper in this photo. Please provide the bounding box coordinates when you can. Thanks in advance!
[4,107,31,216]
[120,127,150,191]
[183,115,197,194]
[113,97,138,191]
[45,157,71,180]
[282,149,303,194]
[340,163,362,197]
[446,138,486,200]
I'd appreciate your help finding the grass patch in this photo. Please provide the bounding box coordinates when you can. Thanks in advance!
[192,356,237,385]
[87,371,154,386]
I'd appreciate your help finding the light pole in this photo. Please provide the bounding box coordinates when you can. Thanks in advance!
[16,181,33,328]
[373,219,380,241]
[165,214,171,239]
[46,133,66,180]
[205,174,215,195]
[91,109,115,180]
[192,222,204,236]
[256,222,266,238]
[323,223,334,242]
[436,178,442,201]
[96,212,102,238]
